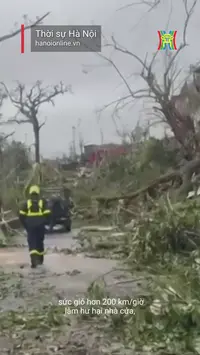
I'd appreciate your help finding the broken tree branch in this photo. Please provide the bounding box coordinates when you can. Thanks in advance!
[95,170,180,203]
[163,0,197,82]
[95,158,200,203]
[97,0,198,159]
[0,12,50,43]
[117,1,161,12]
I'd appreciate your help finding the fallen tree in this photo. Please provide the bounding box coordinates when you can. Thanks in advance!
[95,157,200,204]
[76,197,200,354]
[0,209,20,246]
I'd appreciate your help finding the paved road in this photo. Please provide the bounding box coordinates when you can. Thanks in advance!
[0,230,117,303]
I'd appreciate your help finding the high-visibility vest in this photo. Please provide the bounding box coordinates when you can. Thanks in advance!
[26,199,44,216]
[19,199,50,216]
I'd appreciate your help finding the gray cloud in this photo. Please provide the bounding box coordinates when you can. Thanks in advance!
[0,0,199,156]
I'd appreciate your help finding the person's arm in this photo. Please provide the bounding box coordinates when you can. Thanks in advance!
[19,202,28,229]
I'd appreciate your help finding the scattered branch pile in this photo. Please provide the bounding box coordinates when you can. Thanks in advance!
[76,198,200,354]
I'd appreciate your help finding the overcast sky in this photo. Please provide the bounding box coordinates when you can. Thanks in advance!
[0,0,199,157]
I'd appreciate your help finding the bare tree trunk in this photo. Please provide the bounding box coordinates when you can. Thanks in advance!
[162,102,198,160]
[1,82,70,166]
[33,127,40,163]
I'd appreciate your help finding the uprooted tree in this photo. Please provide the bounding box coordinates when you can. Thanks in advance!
[96,0,200,199]
[1,81,71,163]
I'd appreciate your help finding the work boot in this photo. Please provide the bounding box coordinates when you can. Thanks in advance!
[38,255,44,265]
[30,254,37,268]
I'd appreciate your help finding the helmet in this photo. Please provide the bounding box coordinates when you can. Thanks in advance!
[29,185,40,195]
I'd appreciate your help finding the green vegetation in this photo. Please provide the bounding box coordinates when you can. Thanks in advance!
[1,128,200,354]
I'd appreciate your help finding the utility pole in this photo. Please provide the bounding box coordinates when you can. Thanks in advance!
[72,126,76,160]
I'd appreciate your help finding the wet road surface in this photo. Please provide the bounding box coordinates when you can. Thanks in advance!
[0,229,140,354]
[0,230,117,310]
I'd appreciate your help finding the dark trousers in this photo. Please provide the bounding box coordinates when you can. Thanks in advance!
[27,226,45,266]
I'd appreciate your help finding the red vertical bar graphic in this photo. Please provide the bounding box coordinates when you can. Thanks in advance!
[21,24,24,53]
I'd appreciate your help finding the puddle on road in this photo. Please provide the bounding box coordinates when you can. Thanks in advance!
[0,231,134,354]
[0,247,116,272]
[0,231,134,322]
[0,245,117,313]
[0,229,116,275]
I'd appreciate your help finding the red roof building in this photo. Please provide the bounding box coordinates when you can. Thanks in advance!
[84,144,129,165]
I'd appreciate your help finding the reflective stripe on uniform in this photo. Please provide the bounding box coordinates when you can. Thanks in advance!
[19,199,51,216]
[43,209,51,214]
[19,210,27,215]
[29,249,46,255]
[27,199,43,216]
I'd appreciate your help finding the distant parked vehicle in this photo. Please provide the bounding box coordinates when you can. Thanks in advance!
[43,187,73,233]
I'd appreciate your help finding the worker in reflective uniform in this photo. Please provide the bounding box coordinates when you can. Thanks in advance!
[19,185,51,268]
